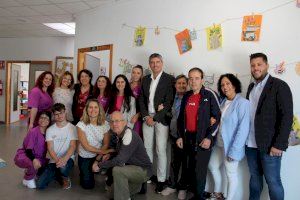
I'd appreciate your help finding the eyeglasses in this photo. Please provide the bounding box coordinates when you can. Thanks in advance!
[109,119,124,124]
[63,77,72,82]
[53,111,65,117]
[39,116,50,121]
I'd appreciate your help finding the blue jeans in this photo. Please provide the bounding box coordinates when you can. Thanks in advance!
[245,147,284,200]
[78,155,96,189]
[36,158,74,189]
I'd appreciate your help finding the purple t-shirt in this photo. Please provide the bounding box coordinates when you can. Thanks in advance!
[28,87,53,112]
[98,95,109,112]
[22,126,47,160]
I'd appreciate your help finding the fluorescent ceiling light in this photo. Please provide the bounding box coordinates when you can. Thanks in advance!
[43,22,75,35]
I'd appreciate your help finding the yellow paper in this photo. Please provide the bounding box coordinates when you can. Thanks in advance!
[134,26,146,47]
[206,24,222,50]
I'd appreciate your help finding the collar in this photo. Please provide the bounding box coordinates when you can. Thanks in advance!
[254,73,270,86]
[151,71,163,81]
[111,126,129,139]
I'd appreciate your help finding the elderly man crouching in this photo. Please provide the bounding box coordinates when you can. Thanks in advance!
[93,111,152,200]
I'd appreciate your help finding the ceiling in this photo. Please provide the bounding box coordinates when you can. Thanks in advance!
[0,0,113,38]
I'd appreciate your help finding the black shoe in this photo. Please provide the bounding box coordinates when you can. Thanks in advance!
[138,182,147,194]
[203,191,212,198]
[155,182,165,194]
[147,175,157,184]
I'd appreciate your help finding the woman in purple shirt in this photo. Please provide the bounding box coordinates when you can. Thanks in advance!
[28,71,54,129]
[130,65,143,137]
[93,75,111,113]
[14,111,51,189]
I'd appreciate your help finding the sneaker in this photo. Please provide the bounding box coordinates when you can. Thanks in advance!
[22,179,27,187]
[26,179,36,189]
[138,182,147,194]
[178,190,187,200]
[211,192,225,200]
[62,177,71,190]
[161,187,176,196]
[155,182,165,194]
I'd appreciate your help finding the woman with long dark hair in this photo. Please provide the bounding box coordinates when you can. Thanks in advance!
[93,75,111,113]
[72,69,94,125]
[108,74,136,128]
[130,65,143,137]
[28,71,54,129]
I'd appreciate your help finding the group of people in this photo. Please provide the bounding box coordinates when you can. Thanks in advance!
[14,52,293,200]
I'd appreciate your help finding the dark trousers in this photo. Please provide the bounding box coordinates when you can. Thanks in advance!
[181,133,212,200]
[169,136,185,189]
[78,155,96,189]
[36,158,74,189]
[246,147,284,200]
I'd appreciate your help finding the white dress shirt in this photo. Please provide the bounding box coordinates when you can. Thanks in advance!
[148,71,163,114]
[246,73,270,148]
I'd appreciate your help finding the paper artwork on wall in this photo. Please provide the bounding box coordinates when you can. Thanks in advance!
[55,57,74,86]
[175,29,192,55]
[274,61,286,74]
[295,62,300,76]
[190,29,197,40]
[206,24,223,50]
[241,15,262,42]
[289,115,300,146]
[134,26,146,46]
[119,58,133,75]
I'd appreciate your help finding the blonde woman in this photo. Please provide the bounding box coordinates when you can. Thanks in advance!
[77,99,110,189]
[53,71,75,122]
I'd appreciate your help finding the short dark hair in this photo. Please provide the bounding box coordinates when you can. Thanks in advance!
[149,53,163,63]
[77,69,93,85]
[217,73,242,98]
[250,53,268,63]
[175,74,188,83]
[188,67,204,79]
[52,103,66,113]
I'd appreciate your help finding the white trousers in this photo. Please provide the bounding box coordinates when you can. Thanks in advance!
[208,146,239,200]
[143,121,169,182]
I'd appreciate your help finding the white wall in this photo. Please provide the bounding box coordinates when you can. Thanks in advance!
[74,0,300,199]
[0,36,74,122]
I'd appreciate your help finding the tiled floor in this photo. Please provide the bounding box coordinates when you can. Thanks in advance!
[0,120,178,200]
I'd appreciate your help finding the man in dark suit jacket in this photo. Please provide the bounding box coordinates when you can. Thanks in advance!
[245,53,293,200]
[138,53,175,193]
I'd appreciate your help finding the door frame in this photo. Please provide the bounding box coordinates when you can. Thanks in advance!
[5,60,52,124]
[77,44,113,80]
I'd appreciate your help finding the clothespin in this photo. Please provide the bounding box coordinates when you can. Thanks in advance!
[155,26,160,35]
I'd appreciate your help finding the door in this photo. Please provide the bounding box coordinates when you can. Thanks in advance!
[10,64,21,123]
[29,61,52,91]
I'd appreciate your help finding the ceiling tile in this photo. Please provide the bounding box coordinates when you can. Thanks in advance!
[48,0,81,3]
[84,0,109,8]
[0,0,23,7]
[25,15,57,23]
[50,14,74,22]
[0,7,19,17]
[57,2,90,13]
[0,16,35,24]
[5,6,41,16]
[6,23,52,31]
[14,0,52,6]
[30,4,67,15]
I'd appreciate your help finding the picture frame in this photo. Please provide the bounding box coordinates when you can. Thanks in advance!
[55,56,74,85]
